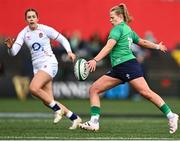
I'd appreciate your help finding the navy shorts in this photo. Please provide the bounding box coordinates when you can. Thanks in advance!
[105,59,144,83]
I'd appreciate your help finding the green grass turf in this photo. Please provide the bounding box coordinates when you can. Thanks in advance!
[0,118,179,140]
[0,98,179,140]
[0,98,179,114]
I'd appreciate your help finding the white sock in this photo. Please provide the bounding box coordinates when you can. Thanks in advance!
[66,111,73,118]
[90,115,99,124]
[48,101,56,108]
[167,111,174,119]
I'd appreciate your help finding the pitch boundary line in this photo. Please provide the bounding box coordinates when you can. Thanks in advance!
[0,112,51,118]
[0,112,171,118]
[0,136,179,140]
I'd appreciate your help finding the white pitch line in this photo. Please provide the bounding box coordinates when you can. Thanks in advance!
[0,136,179,140]
[0,112,52,118]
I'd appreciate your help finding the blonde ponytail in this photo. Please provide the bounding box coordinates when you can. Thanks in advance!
[110,3,132,23]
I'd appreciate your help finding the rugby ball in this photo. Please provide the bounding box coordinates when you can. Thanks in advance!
[74,58,90,81]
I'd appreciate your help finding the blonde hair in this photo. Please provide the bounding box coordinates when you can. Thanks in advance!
[110,3,132,23]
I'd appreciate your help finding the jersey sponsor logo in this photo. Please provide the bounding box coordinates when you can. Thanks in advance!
[32,42,41,51]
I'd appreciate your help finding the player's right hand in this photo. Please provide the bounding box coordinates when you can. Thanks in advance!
[4,38,15,49]
[87,59,97,72]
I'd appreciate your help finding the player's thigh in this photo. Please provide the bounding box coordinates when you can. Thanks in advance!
[129,77,150,92]
[30,70,52,88]
[91,75,122,93]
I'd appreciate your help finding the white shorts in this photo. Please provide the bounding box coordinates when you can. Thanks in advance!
[32,55,58,78]
[33,61,58,78]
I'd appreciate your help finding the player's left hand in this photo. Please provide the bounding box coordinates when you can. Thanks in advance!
[158,42,167,53]
[67,52,76,62]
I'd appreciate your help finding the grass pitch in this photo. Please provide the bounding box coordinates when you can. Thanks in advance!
[0,98,179,140]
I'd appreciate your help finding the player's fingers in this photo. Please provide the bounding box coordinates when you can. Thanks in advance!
[4,38,10,44]
[89,65,93,72]
[92,66,96,72]
[89,65,94,72]
[90,64,95,72]
[71,56,75,63]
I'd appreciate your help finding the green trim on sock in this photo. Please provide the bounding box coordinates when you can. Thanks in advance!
[91,106,100,116]
[160,104,171,115]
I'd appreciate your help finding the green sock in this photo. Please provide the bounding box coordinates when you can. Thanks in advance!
[160,103,171,116]
[91,106,101,116]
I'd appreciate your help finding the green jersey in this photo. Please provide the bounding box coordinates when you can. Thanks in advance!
[108,22,140,67]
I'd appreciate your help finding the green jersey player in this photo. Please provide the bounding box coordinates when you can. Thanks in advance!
[79,3,179,134]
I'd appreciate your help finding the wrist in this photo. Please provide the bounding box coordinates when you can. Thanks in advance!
[156,44,160,50]
[67,51,72,54]
[93,58,98,63]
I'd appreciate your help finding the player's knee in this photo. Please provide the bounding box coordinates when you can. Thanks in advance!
[29,84,40,96]
[89,85,101,95]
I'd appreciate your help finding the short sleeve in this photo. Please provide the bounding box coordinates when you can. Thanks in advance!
[42,25,59,40]
[131,30,140,44]
[108,26,122,41]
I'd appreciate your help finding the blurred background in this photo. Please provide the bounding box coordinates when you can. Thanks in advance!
[0,0,180,101]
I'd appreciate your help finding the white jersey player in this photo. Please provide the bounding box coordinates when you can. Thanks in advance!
[5,8,82,129]
[9,24,72,78]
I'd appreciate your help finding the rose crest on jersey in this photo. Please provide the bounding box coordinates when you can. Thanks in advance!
[26,36,31,40]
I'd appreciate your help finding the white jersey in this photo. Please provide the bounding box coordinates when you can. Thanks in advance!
[9,24,72,77]
[9,24,72,65]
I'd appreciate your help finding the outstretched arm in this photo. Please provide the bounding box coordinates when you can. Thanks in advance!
[4,29,25,56]
[138,38,167,52]
[4,38,22,56]
[88,39,116,72]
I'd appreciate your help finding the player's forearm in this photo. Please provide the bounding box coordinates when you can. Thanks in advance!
[94,39,115,62]
[8,43,21,56]
[56,34,72,53]
[138,39,159,50]
[94,45,111,62]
